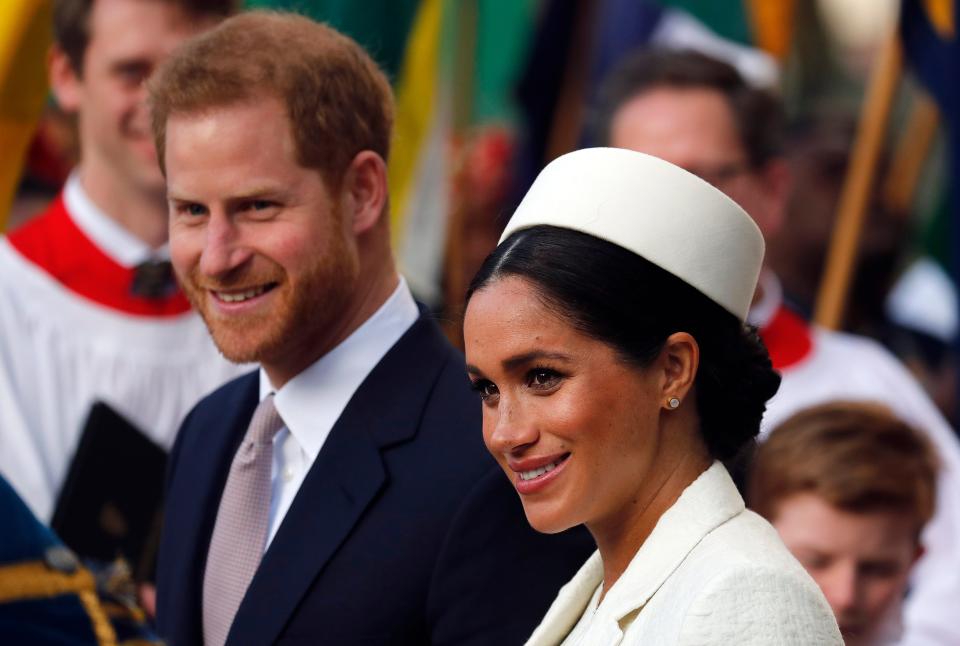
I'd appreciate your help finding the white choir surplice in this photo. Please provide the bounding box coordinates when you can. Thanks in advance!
[0,174,244,520]
[753,271,960,646]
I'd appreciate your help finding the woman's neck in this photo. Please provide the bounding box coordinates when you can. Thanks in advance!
[589,446,711,601]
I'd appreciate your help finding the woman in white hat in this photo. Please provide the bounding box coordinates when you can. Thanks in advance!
[463,148,841,645]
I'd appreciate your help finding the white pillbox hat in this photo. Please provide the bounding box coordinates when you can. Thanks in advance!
[499,147,764,321]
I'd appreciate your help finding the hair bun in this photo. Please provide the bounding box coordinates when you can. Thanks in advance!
[696,325,781,460]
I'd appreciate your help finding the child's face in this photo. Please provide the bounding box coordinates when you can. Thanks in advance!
[772,493,922,646]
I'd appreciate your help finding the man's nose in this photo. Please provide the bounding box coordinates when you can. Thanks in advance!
[198,213,252,277]
[822,563,860,617]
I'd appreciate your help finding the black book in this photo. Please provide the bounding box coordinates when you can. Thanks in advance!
[51,402,167,581]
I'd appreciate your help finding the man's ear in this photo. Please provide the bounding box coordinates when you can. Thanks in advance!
[49,45,82,112]
[659,331,699,409]
[342,150,388,236]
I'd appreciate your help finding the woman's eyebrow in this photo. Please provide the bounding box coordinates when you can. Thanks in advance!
[501,350,572,371]
[466,351,572,377]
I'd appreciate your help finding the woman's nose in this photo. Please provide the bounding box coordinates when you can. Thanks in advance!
[485,396,539,454]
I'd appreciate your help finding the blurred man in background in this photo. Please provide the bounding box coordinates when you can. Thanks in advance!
[751,402,937,645]
[0,0,241,526]
[596,47,960,645]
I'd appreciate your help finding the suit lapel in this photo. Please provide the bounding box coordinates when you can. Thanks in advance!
[226,315,452,645]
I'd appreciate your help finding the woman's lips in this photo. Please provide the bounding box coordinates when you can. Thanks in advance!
[509,453,571,495]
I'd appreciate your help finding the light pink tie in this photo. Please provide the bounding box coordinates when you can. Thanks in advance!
[202,394,285,646]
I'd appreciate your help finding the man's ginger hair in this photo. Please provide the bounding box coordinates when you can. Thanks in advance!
[750,401,937,539]
[149,11,394,189]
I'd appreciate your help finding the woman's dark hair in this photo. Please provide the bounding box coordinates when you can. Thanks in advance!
[466,226,781,461]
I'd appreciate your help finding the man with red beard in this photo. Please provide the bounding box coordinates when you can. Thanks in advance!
[0,0,240,523]
[149,12,592,646]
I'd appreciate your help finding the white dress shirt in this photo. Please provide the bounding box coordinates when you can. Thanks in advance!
[259,278,419,546]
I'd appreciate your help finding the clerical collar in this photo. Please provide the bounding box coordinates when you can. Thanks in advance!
[64,172,169,268]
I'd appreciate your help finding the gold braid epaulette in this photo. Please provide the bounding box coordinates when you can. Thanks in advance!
[0,560,118,646]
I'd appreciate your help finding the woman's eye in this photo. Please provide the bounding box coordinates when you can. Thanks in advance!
[470,379,499,402]
[527,368,562,390]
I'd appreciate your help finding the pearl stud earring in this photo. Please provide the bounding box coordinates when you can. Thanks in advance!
[667,397,680,409]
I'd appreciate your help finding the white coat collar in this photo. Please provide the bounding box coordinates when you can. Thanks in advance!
[527,461,744,645]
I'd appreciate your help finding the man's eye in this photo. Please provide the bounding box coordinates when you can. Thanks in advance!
[527,368,561,390]
[176,203,207,217]
[799,555,830,571]
[251,200,273,210]
[114,63,151,86]
[860,562,898,579]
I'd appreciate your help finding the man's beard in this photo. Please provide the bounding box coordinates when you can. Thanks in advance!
[179,237,359,368]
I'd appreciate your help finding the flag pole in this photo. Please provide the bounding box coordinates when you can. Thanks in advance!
[884,92,939,216]
[814,28,903,329]
[0,2,53,232]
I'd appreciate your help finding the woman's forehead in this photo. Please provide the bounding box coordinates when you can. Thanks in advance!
[464,277,605,366]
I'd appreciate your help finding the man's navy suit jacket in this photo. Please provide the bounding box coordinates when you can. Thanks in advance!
[156,313,594,645]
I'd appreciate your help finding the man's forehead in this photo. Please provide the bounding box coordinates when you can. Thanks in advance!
[87,0,206,51]
[609,86,747,165]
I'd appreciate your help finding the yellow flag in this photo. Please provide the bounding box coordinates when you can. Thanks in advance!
[746,0,797,61]
[0,1,53,232]
[387,0,442,243]
[922,0,955,38]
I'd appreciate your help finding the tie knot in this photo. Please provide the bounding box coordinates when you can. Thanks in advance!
[248,394,285,445]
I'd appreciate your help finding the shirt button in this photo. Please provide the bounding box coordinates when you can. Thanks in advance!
[282,467,295,482]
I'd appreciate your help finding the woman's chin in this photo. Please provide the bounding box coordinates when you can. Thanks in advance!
[523,507,581,535]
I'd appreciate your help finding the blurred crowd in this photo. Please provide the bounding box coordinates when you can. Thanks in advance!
[1,1,959,645]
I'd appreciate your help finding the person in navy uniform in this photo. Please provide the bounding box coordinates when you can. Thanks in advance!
[0,474,160,644]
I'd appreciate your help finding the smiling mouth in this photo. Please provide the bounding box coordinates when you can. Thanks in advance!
[518,454,570,481]
[213,283,277,303]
